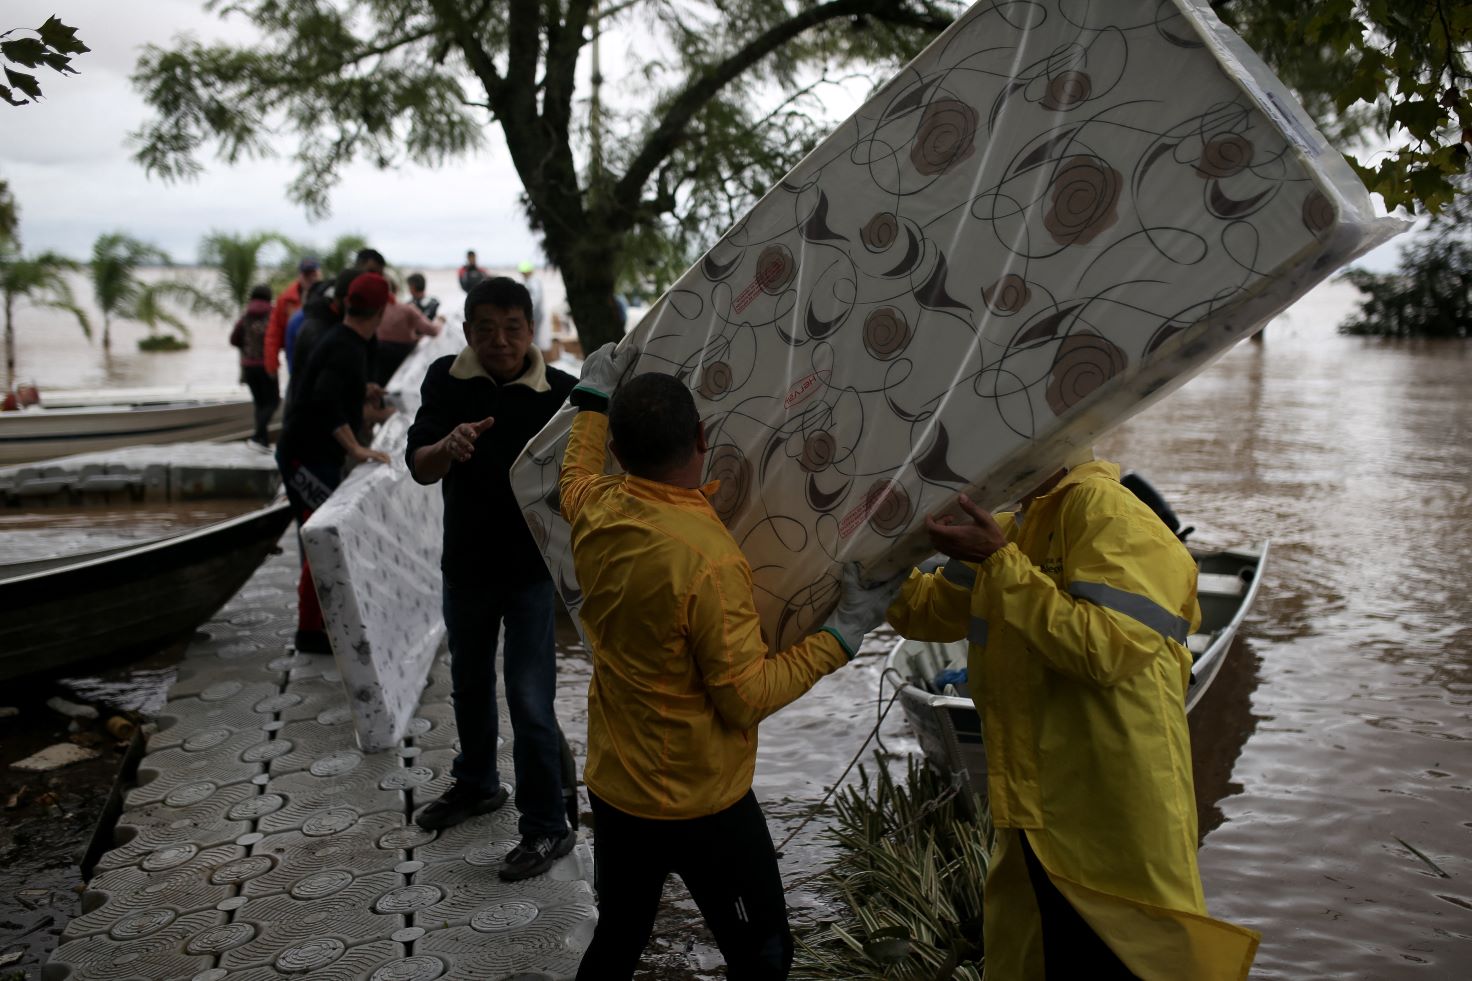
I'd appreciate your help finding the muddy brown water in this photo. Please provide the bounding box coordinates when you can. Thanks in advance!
[2,280,1468,977]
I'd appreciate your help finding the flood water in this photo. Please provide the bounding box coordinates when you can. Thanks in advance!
[3,276,1468,977]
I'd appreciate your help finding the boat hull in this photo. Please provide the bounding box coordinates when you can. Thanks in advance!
[888,542,1268,802]
[0,398,257,465]
[0,500,293,681]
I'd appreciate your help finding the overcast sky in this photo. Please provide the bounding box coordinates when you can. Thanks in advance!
[4,1,1411,273]
[3,0,544,269]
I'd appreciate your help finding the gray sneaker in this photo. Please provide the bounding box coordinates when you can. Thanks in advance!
[498,830,575,881]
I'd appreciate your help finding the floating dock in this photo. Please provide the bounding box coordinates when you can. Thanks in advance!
[44,542,596,981]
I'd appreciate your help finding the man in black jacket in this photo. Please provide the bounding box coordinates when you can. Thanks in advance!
[405,276,577,881]
[276,272,396,655]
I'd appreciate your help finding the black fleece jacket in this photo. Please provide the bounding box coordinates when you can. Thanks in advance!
[405,352,575,585]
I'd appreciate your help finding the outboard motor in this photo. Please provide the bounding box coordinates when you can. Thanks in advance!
[1121,471,1193,542]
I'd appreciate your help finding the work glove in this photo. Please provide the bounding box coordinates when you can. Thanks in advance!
[820,561,909,660]
[573,341,639,400]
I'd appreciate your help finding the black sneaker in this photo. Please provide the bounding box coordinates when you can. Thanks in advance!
[414,782,509,831]
[294,629,332,655]
[499,830,575,882]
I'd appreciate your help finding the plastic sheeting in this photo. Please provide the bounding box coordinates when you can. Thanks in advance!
[512,0,1404,652]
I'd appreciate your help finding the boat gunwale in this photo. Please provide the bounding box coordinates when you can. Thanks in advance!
[887,540,1270,716]
[0,496,291,592]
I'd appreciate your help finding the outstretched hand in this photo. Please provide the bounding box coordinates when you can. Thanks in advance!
[443,416,495,463]
[925,494,1007,563]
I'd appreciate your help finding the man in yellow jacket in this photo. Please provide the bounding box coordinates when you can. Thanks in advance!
[888,457,1259,980]
[560,343,903,979]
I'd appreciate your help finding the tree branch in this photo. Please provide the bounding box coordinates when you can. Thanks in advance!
[426,0,507,109]
[612,0,945,219]
[544,0,597,143]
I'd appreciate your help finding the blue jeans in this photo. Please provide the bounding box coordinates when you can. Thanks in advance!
[442,577,566,837]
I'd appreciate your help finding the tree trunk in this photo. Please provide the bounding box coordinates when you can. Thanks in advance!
[102,314,111,350]
[4,292,13,390]
[549,227,626,356]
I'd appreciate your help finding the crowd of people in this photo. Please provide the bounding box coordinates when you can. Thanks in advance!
[230,247,1256,979]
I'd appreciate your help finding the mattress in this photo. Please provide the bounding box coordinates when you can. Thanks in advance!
[512,0,1403,651]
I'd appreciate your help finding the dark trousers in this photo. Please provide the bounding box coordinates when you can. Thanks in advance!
[1020,832,1138,980]
[276,455,339,633]
[442,577,566,837]
[577,790,792,980]
[373,340,415,387]
[241,364,279,444]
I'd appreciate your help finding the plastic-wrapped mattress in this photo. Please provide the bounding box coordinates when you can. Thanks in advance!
[512,0,1403,650]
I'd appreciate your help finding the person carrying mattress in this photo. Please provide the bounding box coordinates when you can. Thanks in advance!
[887,455,1260,980]
[559,343,905,979]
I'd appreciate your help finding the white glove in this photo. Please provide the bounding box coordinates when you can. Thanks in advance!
[820,562,908,659]
[574,341,639,400]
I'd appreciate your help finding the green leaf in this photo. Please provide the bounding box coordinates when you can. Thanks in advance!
[36,16,90,56]
[1388,99,1450,141]
[0,37,47,68]
[3,67,42,102]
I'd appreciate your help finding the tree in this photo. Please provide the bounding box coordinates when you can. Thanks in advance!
[1,15,88,106]
[1,182,90,385]
[0,179,16,242]
[1213,0,1471,214]
[1,243,90,387]
[131,1,1469,353]
[89,232,219,351]
[310,233,371,281]
[199,229,296,310]
[1338,175,1472,337]
[130,0,952,351]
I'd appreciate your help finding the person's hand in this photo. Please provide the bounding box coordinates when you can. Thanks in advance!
[573,341,640,399]
[354,446,391,465]
[440,417,495,463]
[364,400,397,424]
[365,383,387,400]
[821,561,909,659]
[925,494,1007,563]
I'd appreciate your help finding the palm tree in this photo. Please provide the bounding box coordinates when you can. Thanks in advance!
[199,229,295,310]
[1,239,90,387]
[314,233,369,278]
[89,232,221,350]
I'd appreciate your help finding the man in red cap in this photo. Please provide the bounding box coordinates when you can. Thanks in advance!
[275,271,397,654]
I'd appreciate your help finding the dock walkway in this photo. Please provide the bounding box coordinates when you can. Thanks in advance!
[44,541,596,981]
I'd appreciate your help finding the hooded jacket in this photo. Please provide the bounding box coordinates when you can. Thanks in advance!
[230,297,273,366]
[888,461,1259,980]
[264,278,306,376]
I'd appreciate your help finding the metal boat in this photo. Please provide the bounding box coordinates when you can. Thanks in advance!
[0,497,293,681]
[0,390,256,465]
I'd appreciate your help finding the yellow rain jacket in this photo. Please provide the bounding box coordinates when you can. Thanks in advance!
[888,461,1259,980]
[559,410,848,819]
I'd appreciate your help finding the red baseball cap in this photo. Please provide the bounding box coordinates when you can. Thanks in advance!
[345,272,391,313]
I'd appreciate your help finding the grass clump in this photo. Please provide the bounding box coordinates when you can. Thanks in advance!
[793,754,993,979]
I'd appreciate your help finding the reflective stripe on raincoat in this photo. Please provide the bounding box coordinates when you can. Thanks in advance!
[559,410,848,820]
[888,460,1259,980]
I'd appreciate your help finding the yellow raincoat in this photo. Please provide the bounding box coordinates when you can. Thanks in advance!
[888,461,1259,980]
[559,410,848,820]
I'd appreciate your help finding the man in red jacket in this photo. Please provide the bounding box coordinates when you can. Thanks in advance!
[265,256,321,376]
